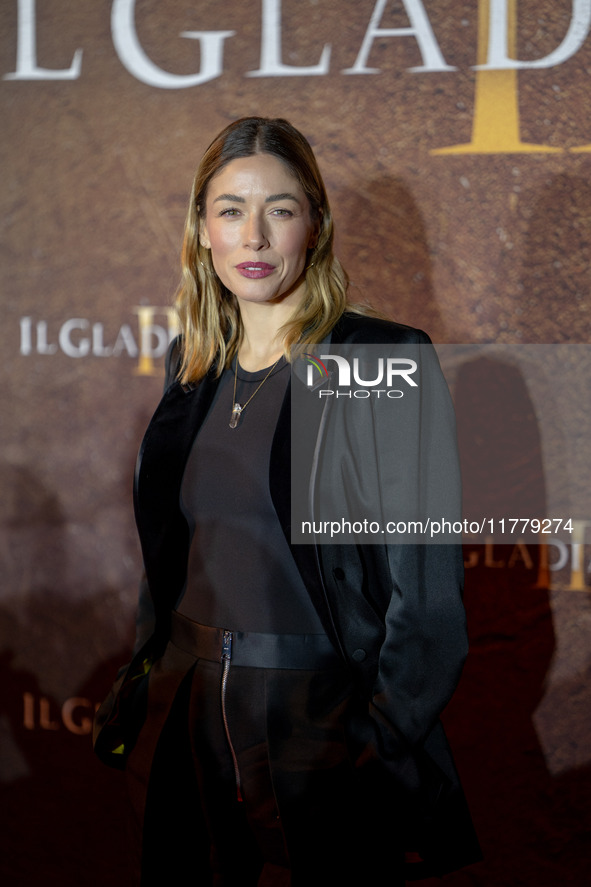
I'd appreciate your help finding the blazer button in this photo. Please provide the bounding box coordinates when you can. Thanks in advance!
[333,567,345,580]
[351,649,366,662]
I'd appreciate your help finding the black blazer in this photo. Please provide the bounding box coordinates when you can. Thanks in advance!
[98,313,481,878]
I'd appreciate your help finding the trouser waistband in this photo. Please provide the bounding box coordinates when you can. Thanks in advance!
[170,610,341,670]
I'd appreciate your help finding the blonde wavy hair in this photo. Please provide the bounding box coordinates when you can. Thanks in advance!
[175,116,355,384]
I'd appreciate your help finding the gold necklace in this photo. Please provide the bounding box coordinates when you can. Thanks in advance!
[229,354,283,428]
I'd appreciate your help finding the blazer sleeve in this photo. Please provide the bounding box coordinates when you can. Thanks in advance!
[132,336,183,653]
[315,337,466,755]
[372,340,466,750]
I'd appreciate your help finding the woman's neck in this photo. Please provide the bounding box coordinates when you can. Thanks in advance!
[237,300,296,371]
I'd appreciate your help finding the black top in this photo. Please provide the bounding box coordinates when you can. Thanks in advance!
[177,358,325,634]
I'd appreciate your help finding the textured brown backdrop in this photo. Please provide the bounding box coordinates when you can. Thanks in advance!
[1,2,590,884]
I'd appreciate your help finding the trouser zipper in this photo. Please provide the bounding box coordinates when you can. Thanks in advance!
[221,630,243,802]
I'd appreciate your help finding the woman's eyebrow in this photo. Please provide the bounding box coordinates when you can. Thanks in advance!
[213,193,245,203]
[265,193,299,202]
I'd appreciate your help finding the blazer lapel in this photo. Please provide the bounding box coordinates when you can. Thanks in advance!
[134,369,221,622]
[269,371,342,647]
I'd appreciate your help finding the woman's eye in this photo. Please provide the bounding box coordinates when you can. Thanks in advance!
[219,208,241,217]
[271,208,293,217]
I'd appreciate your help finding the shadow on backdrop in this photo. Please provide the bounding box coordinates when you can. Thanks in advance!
[419,355,590,886]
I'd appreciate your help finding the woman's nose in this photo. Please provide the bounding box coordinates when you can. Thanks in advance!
[244,213,269,249]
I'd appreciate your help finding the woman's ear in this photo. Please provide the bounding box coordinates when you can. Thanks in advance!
[199,219,211,250]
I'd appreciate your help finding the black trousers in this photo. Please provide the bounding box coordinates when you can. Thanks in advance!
[127,616,406,886]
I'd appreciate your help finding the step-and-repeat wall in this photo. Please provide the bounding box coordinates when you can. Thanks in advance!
[1,2,590,884]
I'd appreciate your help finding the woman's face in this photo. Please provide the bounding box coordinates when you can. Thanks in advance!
[200,153,319,309]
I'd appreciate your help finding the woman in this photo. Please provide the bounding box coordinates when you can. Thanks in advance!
[94,117,480,885]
